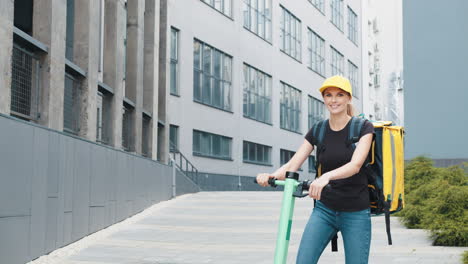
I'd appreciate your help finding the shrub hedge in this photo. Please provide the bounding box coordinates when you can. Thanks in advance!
[398,156,467,247]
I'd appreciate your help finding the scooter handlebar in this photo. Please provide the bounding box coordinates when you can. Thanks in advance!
[254,177,277,187]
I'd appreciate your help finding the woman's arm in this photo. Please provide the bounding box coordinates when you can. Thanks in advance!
[256,139,314,186]
[309,133,373,199]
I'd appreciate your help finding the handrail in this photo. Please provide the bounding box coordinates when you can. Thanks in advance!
[169,142,199,183]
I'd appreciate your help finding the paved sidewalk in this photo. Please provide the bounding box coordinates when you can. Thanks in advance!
[29,192,466,264]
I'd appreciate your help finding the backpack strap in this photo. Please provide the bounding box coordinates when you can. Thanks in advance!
[331,234,338,252]
[347,116,366,149]
[311,119,328,177]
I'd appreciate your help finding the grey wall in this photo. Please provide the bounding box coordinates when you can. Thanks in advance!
[0,114,198,264]
[403,0,468,160]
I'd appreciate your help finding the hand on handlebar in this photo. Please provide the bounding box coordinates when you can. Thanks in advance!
[309,174,330,200]
[256,173,274,187]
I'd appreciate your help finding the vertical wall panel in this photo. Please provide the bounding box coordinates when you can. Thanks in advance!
[0,216,30,264]
[71,143,91,241]
[29,127,49,259]
[44,197,59,253]
[0,118,33,217]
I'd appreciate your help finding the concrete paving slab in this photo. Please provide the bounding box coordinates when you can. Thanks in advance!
[28,192,467,264]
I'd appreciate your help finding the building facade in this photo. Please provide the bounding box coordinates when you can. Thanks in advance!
[0,0,168,162]
[361,0,404,125]
[167,0,363,180]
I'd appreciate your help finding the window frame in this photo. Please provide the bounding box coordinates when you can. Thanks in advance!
[280,81,302,134]
[243,140,272,166]
[193,39,233,112]
[193,129,233,160]
[170,27,180,96]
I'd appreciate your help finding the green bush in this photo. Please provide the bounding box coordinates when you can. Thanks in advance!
[463,251,468,264]
[398,157,468,247]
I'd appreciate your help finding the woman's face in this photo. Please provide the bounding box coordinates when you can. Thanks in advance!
[322,87,351,115]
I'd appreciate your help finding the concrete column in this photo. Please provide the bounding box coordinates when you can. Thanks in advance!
[103,0,126,149]
[33,0,67,130]
[0,0,14,115]
[74,0,100,141]
[143,0,160,160]
[158,0,169,163]
[126,0,146,154]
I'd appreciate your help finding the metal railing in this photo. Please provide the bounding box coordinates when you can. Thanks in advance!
[170,142,199,184]
[10,44,41,121]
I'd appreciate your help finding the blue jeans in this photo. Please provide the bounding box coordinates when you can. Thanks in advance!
[296,201,371,264]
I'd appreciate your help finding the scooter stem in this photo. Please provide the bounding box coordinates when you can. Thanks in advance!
[274,172,300,264]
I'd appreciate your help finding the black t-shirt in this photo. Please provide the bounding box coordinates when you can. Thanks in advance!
[305,118,374,212]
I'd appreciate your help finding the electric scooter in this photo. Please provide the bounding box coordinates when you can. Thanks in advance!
[255,171,312,264]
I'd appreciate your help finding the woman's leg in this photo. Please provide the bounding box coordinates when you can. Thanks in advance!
[339,208,371,264]
[296,201,338,264]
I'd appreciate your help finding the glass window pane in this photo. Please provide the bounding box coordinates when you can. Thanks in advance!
[243,1,250,28]
[213,80,221,107]
[213,51,221,78]
[213,135,221,156]
[193,131,200,153]
[194,41,201,69]
[203,74,211,104]
[170,62,177,94]
[203,45,211,74]
[194,70,201,100]
[243,141,248,160]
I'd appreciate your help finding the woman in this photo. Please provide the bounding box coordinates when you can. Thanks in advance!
[256,75,374,264]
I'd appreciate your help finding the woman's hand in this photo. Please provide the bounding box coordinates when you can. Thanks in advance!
[309,174,330,200]
[256,173,274,187]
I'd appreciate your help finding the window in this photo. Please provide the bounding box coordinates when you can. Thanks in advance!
[10,45,41,121]
[66,0,75,61]
[122,104,134,151]
[348,60,359,98]
[142,115,151,157]
[348,7,358,45]
[243,0,272,42]
[280,149,302,171]
[170,27,179,95]
[123,2,128,84]
[170,125,179,151]
[330,0,344,31]
[96,92,103,142]
[280,6,302,61]
[330,46,344,76]
[193,39,232,111]
[280,82,302,133]
[96,91,111,144]
[193,130,232,160]
[308,96,325,129]
[201,0,232,17]
[14,0,33,35]
[97,85,112,144]
[309,0,324,13]
[243,64,272,124]
[307,29,325,76]
[98,0,105,78]
[308,155,316,172]
[243,141,272,165]
[63,74,81,134]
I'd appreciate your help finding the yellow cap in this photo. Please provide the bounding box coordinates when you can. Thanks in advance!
[319,75,352,97]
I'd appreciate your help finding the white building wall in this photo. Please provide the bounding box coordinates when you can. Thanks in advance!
[362,0,403,125]
[168,0,363,179]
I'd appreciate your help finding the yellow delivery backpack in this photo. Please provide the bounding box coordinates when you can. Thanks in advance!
[312,116,405,250]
